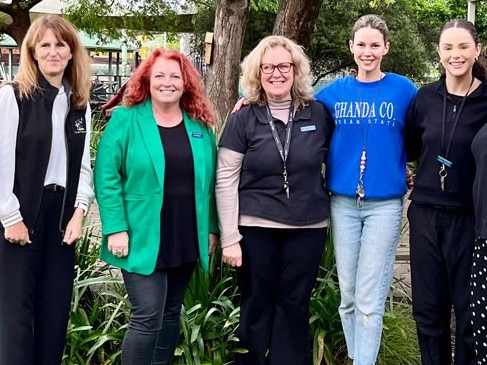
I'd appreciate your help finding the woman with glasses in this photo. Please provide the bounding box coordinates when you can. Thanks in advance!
[315,14,417,365]
[216,35,334,365]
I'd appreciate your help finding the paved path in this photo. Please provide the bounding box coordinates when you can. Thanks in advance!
[395,197,412,293]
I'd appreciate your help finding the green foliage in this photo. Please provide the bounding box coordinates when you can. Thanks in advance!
[378,300,421,364]
[369,0,396,6]
[310,265,348,365]
[375,0,431,83]
[63,221,129,365]
[309,229,420,365]
[90,110,107,162]
[63,0,187,42]
[174,251,244,364]
[309,0,432,82]
[65,217,419,365]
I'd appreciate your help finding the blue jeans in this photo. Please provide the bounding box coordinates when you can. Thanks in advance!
[121,262,195,365]
[331,195,403,365]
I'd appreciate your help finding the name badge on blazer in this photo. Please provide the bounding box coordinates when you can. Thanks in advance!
[300,125,316,132]
[192,132,204,138]
[73,118,87,134]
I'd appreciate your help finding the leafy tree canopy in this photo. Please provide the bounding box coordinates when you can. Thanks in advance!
[60,0,487,84]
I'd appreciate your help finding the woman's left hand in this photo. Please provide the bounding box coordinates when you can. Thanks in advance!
[209,233,219,255]
[63,207,84,245]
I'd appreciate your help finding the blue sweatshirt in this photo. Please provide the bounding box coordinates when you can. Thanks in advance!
[316,73,417,199]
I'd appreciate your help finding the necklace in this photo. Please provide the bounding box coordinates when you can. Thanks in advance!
[355,74,384,200]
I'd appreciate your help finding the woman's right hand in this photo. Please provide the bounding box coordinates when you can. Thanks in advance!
[108,231,129,258]
[231,97,249,114]
[222,243,242,267]
[4,221,31,246]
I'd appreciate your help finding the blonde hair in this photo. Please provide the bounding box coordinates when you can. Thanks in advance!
[15,15,92,109]
[241,35,314,109]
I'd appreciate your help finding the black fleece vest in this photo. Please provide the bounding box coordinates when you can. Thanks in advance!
[12,77,87,234]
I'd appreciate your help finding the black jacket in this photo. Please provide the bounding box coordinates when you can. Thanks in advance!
[12,75,87,233]
[405,76,487,208]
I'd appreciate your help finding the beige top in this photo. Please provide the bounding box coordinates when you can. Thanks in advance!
[215,101,329,248]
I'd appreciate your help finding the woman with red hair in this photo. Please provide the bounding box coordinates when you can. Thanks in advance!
[94,48,219,365]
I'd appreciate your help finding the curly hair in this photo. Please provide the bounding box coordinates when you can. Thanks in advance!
[241,35,314,109]
[123,48,215,126]
[15,15,92,109]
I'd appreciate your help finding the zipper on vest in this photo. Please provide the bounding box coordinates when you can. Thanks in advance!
[58,93,72,237]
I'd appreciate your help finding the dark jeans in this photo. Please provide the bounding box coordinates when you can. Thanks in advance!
[0,190,75,365]
[408,202,476,365]
[236,226,327,365]
[121,262,195,365]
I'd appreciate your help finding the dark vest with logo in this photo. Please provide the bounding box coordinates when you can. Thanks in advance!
[12,75,87,234]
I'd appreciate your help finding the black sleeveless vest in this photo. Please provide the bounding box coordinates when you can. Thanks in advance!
[12,75,87,234]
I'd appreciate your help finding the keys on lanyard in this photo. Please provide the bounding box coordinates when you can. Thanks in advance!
[439,164,448,191]
[356,185,365,199]
[283,169,289,199]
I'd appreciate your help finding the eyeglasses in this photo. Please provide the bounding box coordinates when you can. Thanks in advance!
[260,62,294,74]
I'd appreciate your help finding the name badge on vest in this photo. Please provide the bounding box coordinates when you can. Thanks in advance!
[73,118,87,134]
[300,125,316,132]
[192,132,203,138]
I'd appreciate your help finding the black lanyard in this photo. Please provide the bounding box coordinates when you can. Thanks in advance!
[440,78,474,162]
[437,78,474,191]
[267,103,294,198]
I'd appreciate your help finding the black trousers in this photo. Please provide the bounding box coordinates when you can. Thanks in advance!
[0,190,75,365]
[235,226,327,365]
[408,202,476,365]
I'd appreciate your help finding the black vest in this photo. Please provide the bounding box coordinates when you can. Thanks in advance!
[12,76,87,234]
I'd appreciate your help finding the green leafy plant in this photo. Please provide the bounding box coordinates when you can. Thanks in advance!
[310,264,348,365]
[63,220,129,365]
[377,303,420,365]
[309,231,348,365]
[90,110,107,162]
[309,228,419,365]
[174,251,245,365]
[64,215,419,365]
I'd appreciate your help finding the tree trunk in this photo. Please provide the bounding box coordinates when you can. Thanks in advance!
[205,0,250,128]
[0,9,32,46]
[273,0,324,50]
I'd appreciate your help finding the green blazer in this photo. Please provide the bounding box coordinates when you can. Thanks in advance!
[94,99,218,274]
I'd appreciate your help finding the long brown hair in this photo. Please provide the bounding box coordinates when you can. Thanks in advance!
[15,15,92,109]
